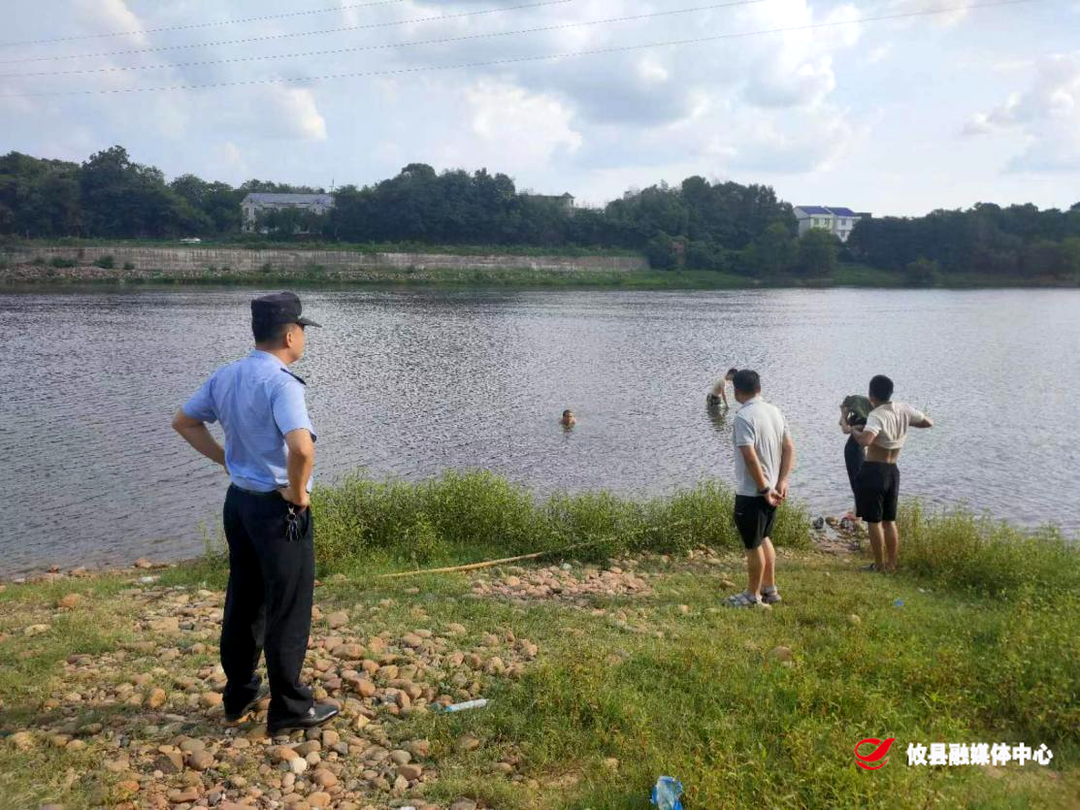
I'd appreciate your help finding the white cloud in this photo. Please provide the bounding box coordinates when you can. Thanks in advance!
[210,86,329,141]
[866,43,893,65]
[465,79,582,163]
[967,53,1080,172]
[887,0,972,28]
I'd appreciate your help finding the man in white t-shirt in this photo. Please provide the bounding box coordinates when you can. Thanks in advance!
[727,369,796,607]
[850,374,934,572]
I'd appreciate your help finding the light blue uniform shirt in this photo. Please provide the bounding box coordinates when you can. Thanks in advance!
[183,350,316,493]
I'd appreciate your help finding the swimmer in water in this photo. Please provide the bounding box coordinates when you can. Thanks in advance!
[560,409,576,428]
[707,367,739,408]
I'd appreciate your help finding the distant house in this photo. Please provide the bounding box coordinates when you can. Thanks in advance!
[794,206,865,243]
[522,192,575,213]
[241,192,334,233]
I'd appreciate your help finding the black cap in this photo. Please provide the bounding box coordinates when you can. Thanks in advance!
[251,292,321,330]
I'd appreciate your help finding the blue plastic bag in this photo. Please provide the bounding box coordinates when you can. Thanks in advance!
[651,776,684,810]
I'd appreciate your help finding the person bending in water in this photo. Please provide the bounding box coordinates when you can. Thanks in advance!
[849,375,933,573]
[560,409,576,428]
[839,394,872,522]
[707,367,739,408]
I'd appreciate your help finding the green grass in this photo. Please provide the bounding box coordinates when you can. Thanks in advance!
[1,475,1078,808]
[833,263,907,287]
[310,471,809,573]
[0,265,756,290]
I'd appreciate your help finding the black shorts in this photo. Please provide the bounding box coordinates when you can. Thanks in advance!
[854,462,900,523]
[734,495,777,550]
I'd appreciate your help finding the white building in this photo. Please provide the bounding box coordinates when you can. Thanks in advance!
[241,193,334,233]
[794,206,865,243]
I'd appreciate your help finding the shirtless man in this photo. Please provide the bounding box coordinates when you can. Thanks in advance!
[850,375,933,572]
[708,368,739,408]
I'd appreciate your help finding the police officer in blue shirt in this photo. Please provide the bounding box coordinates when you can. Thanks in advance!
[172,292,339,734]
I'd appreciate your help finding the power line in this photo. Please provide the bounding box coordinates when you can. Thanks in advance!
[0,0,410,49]
[0,0,768,80]
[0,0,574,66]
[0,0,1043,98]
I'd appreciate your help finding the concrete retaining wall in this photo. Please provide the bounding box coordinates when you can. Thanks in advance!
[0,245,647,281]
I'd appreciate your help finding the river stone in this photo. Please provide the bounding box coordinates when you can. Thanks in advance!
[9,732,34,750]
[311,768,337,788]
[149,617,180,633]
[326,611,349,629]
[456,735,481,753]
[153,751,181,773]
[168,786,201,803]
[188,749,215,771]
[272,746,299,762]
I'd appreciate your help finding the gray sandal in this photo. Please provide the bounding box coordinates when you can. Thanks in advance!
[761,587,782,605]
[726,590,761,608]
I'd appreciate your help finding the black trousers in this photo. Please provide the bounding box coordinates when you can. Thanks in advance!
[844,436,866,513]
[221,484,314,724]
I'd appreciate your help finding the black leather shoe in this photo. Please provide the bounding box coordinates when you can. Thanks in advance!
[267,703,340,735]
[223,684,270,723]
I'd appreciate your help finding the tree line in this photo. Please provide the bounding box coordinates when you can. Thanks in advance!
[2,146,1078,281]
[847,204,1080,282]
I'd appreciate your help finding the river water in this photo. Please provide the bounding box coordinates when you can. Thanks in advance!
[2,286,1077,574]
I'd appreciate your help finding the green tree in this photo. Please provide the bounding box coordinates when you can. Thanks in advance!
[744,222,797,277]
[905,257,941,287]
[796,229,839,277]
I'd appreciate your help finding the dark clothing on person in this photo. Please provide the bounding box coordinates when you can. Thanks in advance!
[734,494,778,550]
[854,461,900,524]
[221,484,315,724]
[845,435,866,513]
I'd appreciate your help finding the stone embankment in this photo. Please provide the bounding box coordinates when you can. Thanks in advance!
[0,245,647,282]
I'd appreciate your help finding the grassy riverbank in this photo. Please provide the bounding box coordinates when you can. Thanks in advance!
[7,264,1074,291]
[1,473,1077,809]
[5,240,1078,290]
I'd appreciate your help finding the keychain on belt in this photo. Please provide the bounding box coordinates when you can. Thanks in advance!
[285,504,305,543]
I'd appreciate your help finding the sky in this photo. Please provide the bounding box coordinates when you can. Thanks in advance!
[1,0,1078,216]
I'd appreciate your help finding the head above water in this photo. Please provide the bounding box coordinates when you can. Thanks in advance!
[868,374,894,406]
[725,367,739,380]
[252,292,321,364]
[732,369,761,404]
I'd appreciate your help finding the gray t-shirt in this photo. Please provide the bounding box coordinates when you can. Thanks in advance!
[733,396,791,496]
